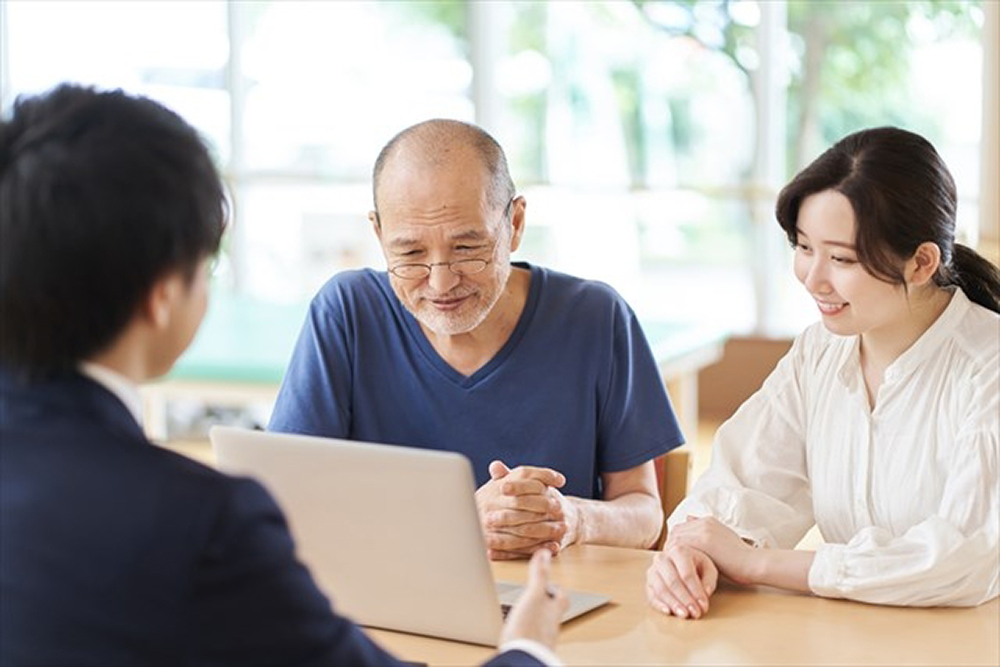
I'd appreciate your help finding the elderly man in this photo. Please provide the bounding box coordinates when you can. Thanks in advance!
[269,119,683,559]
[2,88,565,666]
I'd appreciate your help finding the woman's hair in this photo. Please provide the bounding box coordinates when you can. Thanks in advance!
[0,84,227,379]
[775,126,1000,313]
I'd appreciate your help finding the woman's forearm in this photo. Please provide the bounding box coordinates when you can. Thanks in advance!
[747,548,816,593]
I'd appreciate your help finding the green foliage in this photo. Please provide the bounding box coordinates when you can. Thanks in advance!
[505,2,550,183]
[612,68,648,187]
[509,2,548,53]
[785,0,978,163]
[509,93,548,181]
[634,0,980,172]
[390,0,468,50]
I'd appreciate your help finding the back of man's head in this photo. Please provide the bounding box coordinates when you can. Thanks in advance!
[371,119,515,216]
[0,84,226,380]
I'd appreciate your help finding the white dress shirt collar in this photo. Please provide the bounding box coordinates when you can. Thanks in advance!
[78,361,144,427]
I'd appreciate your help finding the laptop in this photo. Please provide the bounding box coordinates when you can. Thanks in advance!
[210,426,610,646]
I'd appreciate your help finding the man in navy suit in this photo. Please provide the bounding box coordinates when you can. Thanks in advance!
[0,84,566,666]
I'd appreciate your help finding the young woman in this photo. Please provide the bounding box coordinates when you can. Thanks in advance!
[646,127,999,619]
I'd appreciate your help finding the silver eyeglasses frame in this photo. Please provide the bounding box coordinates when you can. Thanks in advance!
[386,196,515,281]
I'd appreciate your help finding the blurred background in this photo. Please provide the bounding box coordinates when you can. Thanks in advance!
[2,0,996,445]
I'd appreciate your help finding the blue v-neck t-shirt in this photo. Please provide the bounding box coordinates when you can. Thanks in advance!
[268,262,683,499]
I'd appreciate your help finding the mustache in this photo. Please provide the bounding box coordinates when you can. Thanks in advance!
[415,287,476,300]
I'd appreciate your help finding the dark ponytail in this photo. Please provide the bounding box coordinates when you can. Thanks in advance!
[943,244,1000,313]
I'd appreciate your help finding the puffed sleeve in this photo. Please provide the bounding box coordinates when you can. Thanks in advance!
[667,332,815,549]
[809,372,999,607]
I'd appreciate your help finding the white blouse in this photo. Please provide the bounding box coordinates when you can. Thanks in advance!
[670,287,999,606]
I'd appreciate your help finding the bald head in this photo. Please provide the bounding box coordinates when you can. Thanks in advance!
[372,119,515,217]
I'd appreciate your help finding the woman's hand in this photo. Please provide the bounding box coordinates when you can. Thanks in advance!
[668,516,759,585]
[645,544,718,619]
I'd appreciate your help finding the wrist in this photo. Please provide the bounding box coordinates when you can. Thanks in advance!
[499,638,563,666]
[566,497,585,546]
[742,547,769,585]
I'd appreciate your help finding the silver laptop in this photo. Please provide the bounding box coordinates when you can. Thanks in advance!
[210,426,610,646]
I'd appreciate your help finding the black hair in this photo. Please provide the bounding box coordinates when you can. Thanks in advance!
[775,126,1000,313]
[0,84,227,379]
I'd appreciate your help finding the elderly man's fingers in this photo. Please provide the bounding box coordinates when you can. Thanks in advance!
[490,519,567,542]
[485,530,552,553]
[488,549,533,561]
[498,492,559,515]
[507,465,566,489]
[488,542,557,561]
[489,460,512,480]
[500,477,550,497]
[486,508,559,528]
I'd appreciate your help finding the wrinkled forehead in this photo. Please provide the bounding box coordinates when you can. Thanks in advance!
[381,225,495,255]
[376,140,493,206]
[377,160,497,230]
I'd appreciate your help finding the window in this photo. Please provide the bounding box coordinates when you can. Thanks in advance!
[228,1,472,301]
[487,1,758,328]
[776,0,985,332]
[3,1,230,160]
[2,0,986,336]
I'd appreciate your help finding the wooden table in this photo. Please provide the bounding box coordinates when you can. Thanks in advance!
[366,544,1000,666]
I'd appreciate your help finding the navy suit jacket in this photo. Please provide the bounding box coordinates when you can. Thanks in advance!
[0,371,543,667]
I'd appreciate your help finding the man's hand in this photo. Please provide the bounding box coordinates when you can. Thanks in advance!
[499,549,568,650]
[546,485,582,552]
[475,460,571,560]
[645,543,718,619]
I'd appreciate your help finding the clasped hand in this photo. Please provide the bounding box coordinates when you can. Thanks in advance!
[475,460,580,561]
[646,516,757,619]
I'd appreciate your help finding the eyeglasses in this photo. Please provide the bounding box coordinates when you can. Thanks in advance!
[387,197,515,281]
[389,256,492,280]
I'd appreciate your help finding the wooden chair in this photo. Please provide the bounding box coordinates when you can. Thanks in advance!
[652,446,691,549]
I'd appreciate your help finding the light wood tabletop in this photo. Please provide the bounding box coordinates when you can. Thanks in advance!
[365,544,1000,666]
